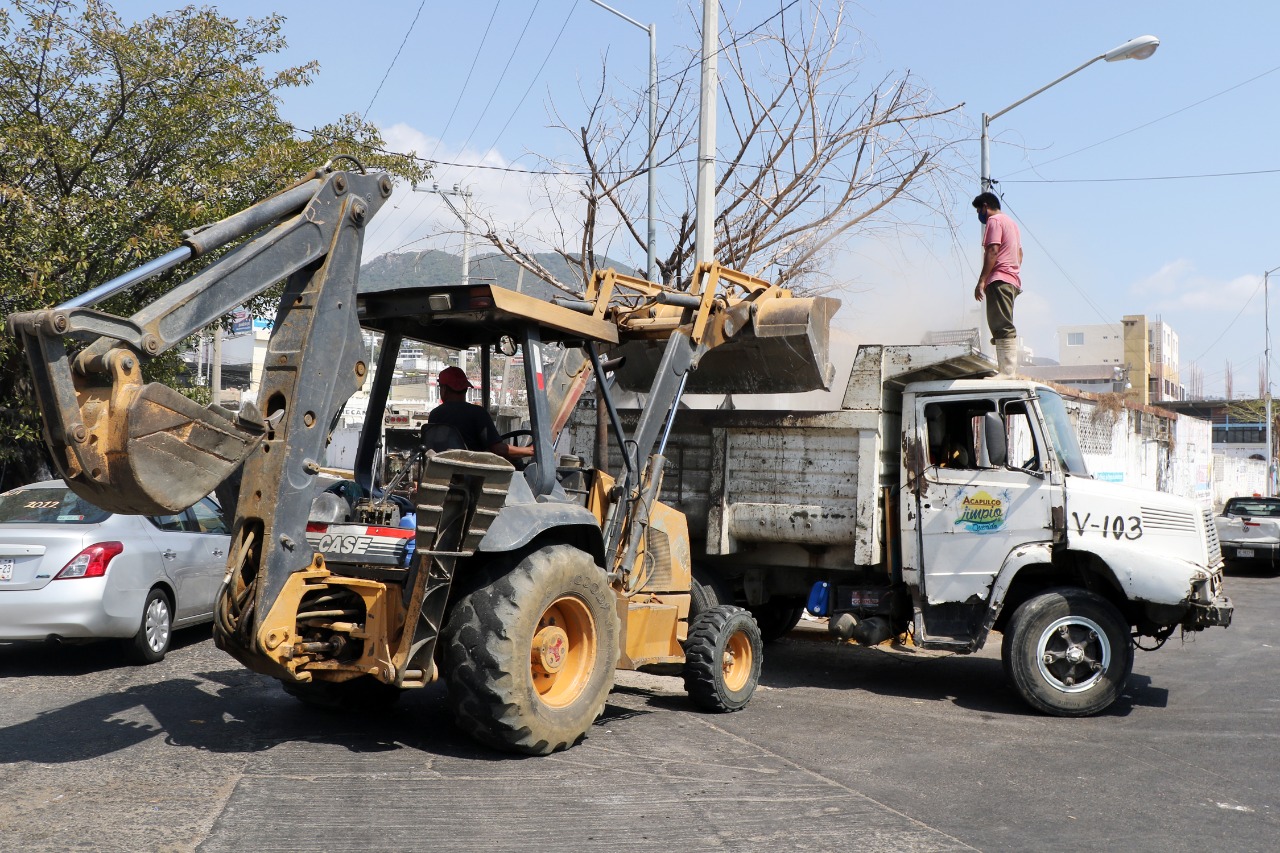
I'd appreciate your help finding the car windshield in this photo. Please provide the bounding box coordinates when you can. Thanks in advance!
[1224,498,1280,517]
[0,486,111,524]
[1034,389,1089,476]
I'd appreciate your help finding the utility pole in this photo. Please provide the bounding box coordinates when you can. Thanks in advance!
[415,183,474,288]
[693,0,718,268]
[413,183,475,373]
[211,324,222,407]
[1265,265,1280,495]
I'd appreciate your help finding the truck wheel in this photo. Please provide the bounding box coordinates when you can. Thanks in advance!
[443,544,620,755]
[689,563,730,621]
[126,588,172,664]
[1002,588,1133,717]
[747,601,805,643]
[683,605,763,712]
[282,676,402,713]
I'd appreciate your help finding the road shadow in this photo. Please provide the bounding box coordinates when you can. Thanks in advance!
[755,632,1165,718]
[0,664,521,764]
[1222,561,1280,579]
[0,626,212,677]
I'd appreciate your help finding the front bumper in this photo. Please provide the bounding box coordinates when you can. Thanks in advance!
[1182,594,1233,630]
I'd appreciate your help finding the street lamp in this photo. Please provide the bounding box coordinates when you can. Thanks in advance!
[980,35,1160,191]
[1266,264,1280,495]
[587,0,659,283]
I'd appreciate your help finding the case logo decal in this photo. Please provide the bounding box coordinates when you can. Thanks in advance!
[955,489,1008,533]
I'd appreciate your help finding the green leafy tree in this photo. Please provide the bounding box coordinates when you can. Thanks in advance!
[0,0,428,489]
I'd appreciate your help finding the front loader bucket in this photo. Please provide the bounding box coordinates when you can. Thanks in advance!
[610,295,840,395]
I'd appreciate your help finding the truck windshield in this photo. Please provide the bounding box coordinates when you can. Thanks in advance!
[1035,390,1089,476]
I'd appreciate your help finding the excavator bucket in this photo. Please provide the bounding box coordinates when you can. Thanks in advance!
[19,338,264,516]
[609,295,841,395]
[97,382,265,515]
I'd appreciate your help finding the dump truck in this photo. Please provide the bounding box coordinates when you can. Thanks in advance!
[5,163,838,754]
[569,342,1233,716]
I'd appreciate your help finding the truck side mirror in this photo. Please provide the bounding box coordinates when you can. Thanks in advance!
[983,413,1007,467]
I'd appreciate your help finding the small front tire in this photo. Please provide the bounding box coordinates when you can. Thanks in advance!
[1002,588,1133,717]
[127,588,172,664]
[683,605,763,712]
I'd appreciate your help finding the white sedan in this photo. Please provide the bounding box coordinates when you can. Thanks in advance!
[0,480,230,662]
[1215,496,1280,572]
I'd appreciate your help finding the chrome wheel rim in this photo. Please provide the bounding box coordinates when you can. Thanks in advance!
[1035,615,1110,693]
[144,597,171,653]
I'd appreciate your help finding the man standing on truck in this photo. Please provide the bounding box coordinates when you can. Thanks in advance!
[972,191,1023,377]
[426,366,534,461]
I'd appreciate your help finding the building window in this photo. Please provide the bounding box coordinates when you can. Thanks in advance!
[1067,332,1084,346]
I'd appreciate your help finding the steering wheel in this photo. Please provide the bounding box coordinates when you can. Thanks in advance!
[499,429,535,469]
[499,429,534,448]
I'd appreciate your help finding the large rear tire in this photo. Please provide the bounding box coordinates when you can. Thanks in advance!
[689,563,730,621]
[1001,588,1133,717]
[443,544,620,755]
[683,605,763,712]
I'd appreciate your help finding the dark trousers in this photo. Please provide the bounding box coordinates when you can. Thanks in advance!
[985,281,1019,343]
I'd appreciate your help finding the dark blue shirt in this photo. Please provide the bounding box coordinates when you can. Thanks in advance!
[427,401,501,452]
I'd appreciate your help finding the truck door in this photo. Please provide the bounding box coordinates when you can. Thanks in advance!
[913,395,1054,631]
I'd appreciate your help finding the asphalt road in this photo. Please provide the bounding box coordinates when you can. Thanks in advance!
[1,569,1275,853]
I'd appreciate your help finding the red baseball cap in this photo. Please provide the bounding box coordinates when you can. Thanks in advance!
[438,366,473,391]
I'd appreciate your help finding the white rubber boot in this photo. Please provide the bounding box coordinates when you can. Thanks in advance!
[995,339,1017,377]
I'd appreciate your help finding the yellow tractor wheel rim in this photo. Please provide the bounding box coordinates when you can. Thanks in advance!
[530,595,598,708]
[722,627,753,693]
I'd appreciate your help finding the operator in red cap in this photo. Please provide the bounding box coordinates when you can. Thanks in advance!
[425,366,534,461]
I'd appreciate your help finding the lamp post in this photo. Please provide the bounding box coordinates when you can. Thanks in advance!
[980,35,1160,191]
[588,0,658,283]
[1266,265,1280,495]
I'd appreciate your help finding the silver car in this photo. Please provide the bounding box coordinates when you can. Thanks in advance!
[0,480,230,662]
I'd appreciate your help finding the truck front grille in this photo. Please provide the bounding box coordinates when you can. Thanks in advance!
[1140,506,1196,532]
[1202,507,1222,566]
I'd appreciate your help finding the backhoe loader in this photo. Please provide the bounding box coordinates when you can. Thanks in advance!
[7,164,837,754]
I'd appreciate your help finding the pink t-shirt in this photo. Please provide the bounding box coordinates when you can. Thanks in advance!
[982,212,1022,289]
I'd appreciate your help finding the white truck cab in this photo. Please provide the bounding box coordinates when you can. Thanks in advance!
[902,379,1230,714]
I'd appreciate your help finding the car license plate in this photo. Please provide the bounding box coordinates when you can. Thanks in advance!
[1237,548,1255,558]
[0,558,12,581]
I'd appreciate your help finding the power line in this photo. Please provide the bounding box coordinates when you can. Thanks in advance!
[996,195,1112,326]
[428,1,504,162]
[1004,62,1280,180]
[1190,276,1264,365]
[1003,166,1280,184]
[382,3,581,261]
[450,1,543,160]
[462,0,580,182]
[362,0,428,119]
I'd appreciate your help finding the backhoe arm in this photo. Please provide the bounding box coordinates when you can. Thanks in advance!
[6,168,394,515]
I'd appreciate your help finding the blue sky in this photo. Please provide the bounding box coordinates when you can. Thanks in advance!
[121,1,1280,398]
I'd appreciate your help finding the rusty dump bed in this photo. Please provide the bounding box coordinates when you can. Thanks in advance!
[567,343,995,571]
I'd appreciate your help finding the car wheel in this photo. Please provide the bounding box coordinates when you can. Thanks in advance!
[128,588,173,664]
